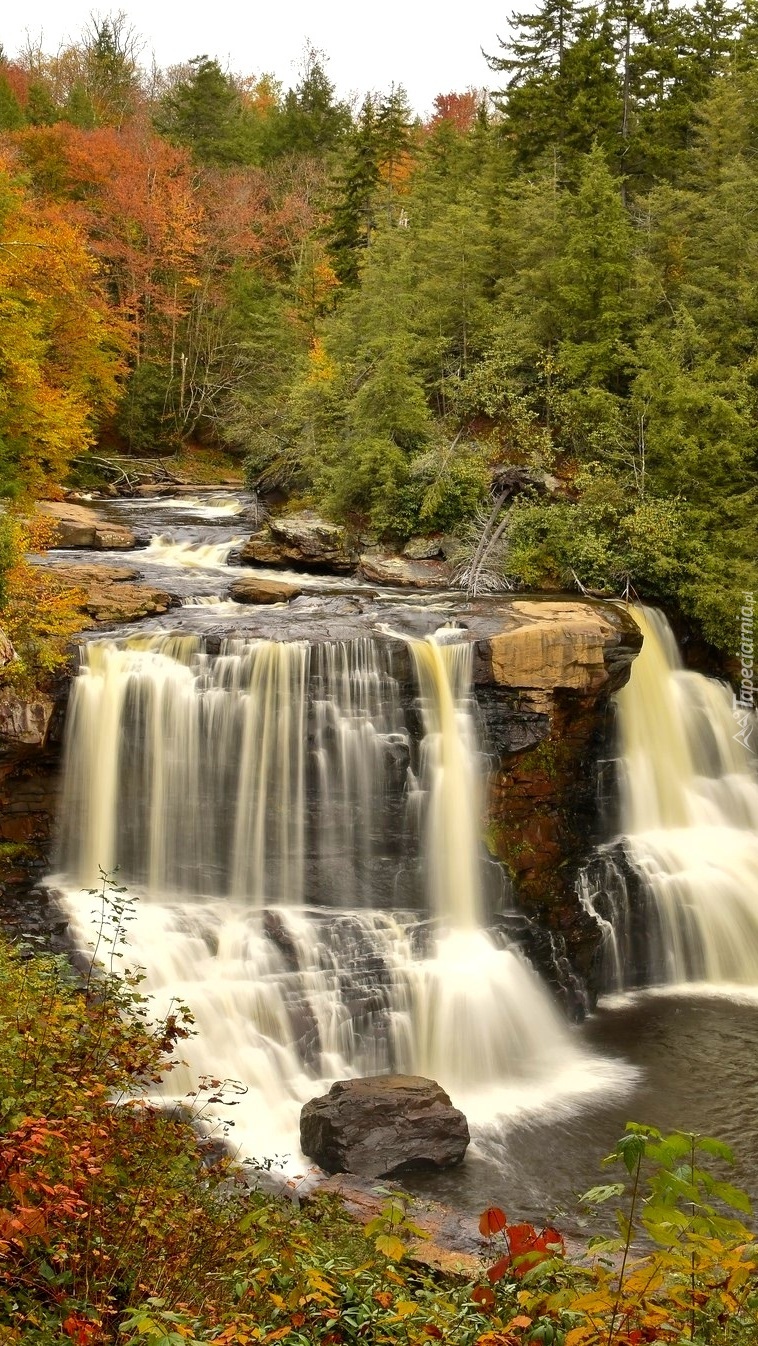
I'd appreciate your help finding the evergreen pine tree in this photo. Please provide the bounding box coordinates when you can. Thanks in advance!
[327,97,383,285]
[268,46,351,158]
[64,81,97,129]
[26,80,58,126]
[485,0,579,163]
[159,57,248,165]
[557,145,636,390]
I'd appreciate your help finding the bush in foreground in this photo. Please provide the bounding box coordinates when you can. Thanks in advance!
[0,887,756,1345]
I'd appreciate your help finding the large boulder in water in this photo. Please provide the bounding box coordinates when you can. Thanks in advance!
[229,575,302,604]
[359,550,451,589]
[300,1075,470,1177]
[241,511,358,574]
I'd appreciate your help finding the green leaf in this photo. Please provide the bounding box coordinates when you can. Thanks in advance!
[696,1136,735,1163]
[579,1183,626,1206]
[709,1180,752,1214]
[613,1133,647,1175]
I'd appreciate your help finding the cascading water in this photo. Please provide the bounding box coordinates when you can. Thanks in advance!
[140,534,244,568]
[584,606,758,989]
[55,631,626,1163]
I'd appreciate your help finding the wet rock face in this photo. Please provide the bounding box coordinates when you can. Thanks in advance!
[472,602,643,1007]
[36,502,135,550]
[300,1075,470,1177]
[0,681,66,925]
[481,689,618,1005]
[0,630,14,669]
[0,689,56,750]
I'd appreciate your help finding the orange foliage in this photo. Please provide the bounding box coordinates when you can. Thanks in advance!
[1,61,30,107]
[12,122,202,345]
[430,91,480,134]
[0,150,126,495]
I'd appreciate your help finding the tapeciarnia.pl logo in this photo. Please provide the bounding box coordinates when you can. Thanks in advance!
[734,591,755,752]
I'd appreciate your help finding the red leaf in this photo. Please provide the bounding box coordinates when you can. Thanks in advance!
[63,1315,98,1346]
[478,1206,508,1237]
[540,1225,566,1256]
[472,1285,497,1310]
[422,1328,444,1340]
[505,1222,539,1257]
[486,1254,512,1284]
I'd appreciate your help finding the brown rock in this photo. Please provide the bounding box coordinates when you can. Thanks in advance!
[228,576,302,604]
[37,501,135,550]
[239,536,289,566]
[241,511,357,573]
[359,551,452,588]
[92,527,136,551]
[0,689,55,749]
[402,536,444,561]
[52,564,172,625]
[300,1074,470,1177]
[488,602,616,708]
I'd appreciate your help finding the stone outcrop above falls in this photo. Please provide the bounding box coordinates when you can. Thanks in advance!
[300,1075,470,1177]
[37,501,135,550]
[473,601,643,1006]
[484,600,641,707]
[241,511,357,573]
[50,565,174,626]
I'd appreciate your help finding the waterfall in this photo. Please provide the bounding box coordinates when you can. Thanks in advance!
[590,606,758,989]
[55,632,625,1163]
[140,534,243,568]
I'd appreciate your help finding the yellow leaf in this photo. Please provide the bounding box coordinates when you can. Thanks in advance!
[375,1233,407,1261]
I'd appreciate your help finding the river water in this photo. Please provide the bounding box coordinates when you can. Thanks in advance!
[40,490,758,1228]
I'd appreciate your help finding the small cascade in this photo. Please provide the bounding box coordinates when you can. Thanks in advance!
[588,606,758,989]
[140,534,243,568]
[162,495,245,518]
[54,630,626,1159]
[181,596,241,610]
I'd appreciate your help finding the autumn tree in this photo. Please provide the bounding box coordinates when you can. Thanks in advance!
[0,154,125,495]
